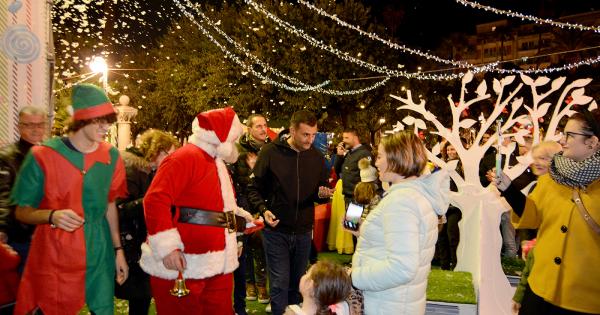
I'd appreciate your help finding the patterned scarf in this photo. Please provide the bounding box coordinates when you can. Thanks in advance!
[549,150,600,189]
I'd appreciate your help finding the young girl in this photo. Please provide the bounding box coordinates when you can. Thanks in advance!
[353,157,381,221]
[285,261,352,315]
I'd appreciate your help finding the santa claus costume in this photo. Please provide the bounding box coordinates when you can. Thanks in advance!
[141,107,250,314]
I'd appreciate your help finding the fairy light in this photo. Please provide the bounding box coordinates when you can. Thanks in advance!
[245,0,495,81]
[183,0,330,91]
[296,0,473,68]
[455,0,600,33]
[174,0,391,95]
[496,56,600,74]
[296,0,600,76]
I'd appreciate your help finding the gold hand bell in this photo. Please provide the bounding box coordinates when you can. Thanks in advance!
[170,271,190,298]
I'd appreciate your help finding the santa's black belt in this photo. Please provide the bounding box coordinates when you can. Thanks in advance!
[178,207,245,233]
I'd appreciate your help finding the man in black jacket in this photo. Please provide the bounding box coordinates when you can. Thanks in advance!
[247,110,333,315]
[230,114,271,314]
[0,106,47,272]
[334,128,373,202]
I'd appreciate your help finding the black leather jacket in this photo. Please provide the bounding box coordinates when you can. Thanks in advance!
[0,139,35,242]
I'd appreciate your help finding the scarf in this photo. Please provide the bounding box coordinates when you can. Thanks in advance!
[549,150,600,189]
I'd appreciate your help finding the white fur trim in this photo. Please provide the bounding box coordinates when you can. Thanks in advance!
[189,134,217,157]
[139,229,239,280]
[147,228,184,260]
[217,142,234,159]
[235,207,253,223]
[226,114,244,143]
[216,158,237,213]
[191,117,221,145]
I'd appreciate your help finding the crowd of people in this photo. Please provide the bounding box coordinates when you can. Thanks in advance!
[0,82,599,315]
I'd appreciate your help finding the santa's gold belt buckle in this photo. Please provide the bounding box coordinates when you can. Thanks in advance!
[224,211,236,233]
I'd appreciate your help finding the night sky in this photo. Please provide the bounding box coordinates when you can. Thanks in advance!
[363,0,597,49]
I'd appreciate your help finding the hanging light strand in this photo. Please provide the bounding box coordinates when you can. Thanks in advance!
[455,0,600,33]
[245,0,493,81]
[296,0,473,68]
[173,0,391,95]
[183,0,330,90]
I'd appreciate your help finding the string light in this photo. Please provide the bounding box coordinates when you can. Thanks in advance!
[182,1,330,91]
[296,0,473,68]
[455,0,600,33]
[245,0,497,81]
[296,0,600,76]
[496,56,600,74]
[174,0,391,95]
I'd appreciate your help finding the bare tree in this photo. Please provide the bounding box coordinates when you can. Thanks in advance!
[389,71,595,314]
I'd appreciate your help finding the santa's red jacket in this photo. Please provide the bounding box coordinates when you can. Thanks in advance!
[140,144,239,280]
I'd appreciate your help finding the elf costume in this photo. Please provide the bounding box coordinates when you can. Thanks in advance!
[140,107,250,314]
[11,84,127,315]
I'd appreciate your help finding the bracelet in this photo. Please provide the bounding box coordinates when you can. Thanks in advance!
[114,246,124,252]
[48,210,57,228]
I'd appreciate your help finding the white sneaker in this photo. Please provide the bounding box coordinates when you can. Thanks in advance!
[265,303,271,313]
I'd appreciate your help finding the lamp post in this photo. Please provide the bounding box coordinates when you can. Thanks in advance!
[89,56,137,150]
[89,56,108,91]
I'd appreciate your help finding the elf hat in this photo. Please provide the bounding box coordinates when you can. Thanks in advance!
[71,84,116,121]
[359,157,377,183]
[189,107,243,159]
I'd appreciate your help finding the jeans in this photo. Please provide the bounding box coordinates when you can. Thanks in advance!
[245,231,267,287]
[263,229,311,315]
[500,212,517,258]
[233,236,247,315]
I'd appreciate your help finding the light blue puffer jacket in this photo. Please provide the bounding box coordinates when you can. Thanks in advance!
[351,169,450,315]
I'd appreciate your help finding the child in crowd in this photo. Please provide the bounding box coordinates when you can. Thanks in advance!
[284,260,352,315]
[512,239,536,314]
[353,157,381,221]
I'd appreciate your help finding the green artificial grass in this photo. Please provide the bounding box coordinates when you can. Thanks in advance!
[426,269,477,304]
[81,251,484,314]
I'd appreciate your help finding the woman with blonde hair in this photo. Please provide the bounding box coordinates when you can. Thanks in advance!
[115,129,179,315]
[350,131,449,314]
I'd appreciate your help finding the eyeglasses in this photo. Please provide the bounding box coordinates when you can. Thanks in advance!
[19,122,46,129]
[564,131,593,140]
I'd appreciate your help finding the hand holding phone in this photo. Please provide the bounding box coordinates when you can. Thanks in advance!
[343,202,365,231]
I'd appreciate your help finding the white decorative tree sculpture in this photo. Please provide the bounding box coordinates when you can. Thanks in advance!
[389,72,596,315]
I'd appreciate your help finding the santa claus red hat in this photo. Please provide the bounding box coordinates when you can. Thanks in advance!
[189,107,243,159]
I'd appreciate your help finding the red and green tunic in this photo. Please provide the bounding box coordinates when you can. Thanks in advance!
[11,138,127,315]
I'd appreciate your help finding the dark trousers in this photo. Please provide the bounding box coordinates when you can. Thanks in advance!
[263,229,311,315]
[8,241,30,274]
[233,236,248,315]
[437,206,462,270]
[520,285,595,315]
[245,231,267,287]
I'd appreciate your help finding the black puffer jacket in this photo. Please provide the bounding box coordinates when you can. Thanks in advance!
[0,139,35,242]
[247,130,329,234]
[230,133,269,212]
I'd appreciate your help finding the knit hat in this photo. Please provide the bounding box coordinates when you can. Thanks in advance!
[359,157,377,182]
[71,84,116,121]
[189,107,243,160]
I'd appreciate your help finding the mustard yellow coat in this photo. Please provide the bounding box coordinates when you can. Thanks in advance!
[512,174,600,313]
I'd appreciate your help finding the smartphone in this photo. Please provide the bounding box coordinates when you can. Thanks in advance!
[343,202,365,231]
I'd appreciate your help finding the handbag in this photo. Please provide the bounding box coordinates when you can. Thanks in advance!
[572,189,600,234]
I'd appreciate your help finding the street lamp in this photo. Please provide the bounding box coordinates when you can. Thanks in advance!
[89,56,108,91]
